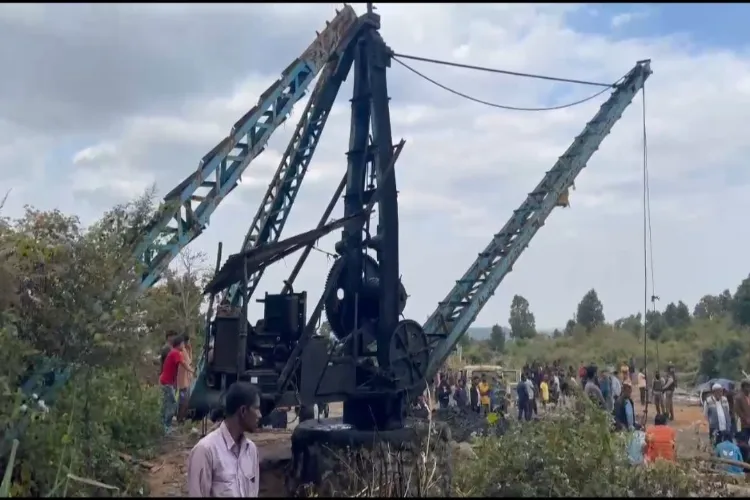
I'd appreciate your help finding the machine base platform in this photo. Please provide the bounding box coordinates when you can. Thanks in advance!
[288,417,453,497]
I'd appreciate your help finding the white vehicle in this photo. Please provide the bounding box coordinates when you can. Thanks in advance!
[464,364,521,395]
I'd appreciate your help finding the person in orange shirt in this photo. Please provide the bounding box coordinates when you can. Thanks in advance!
[644,413,676,463]
[176,334,194,422]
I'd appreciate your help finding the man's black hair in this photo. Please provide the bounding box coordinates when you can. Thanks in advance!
[225,382,260,417]
[585,365,598,380]
[166,330,178,341]
[654,413,668,425]
[171,334,185,347]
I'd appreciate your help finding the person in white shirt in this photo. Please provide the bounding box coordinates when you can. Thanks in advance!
[188,382,261,497]
[704,383,731,446]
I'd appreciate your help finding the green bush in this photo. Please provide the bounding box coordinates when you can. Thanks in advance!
[2,366,162,497]
[453,402,730,497]
[0,198,204,497]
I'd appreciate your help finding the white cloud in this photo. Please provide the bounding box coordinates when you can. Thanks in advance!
[611,11,649,29]
[1,3,749,331]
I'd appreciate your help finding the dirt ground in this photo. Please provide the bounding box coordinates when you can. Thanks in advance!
[145,400,709,497]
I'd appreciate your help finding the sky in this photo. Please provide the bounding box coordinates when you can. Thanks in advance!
[1,3,749,331]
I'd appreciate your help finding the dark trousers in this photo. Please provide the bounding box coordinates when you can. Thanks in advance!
[737,428,750,461]
[639,387,646,405]
[664,391,675,420]
[518,400,531,421]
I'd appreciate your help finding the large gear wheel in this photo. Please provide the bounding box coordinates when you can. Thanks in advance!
[324,254,407,339]
[388,319,429,391]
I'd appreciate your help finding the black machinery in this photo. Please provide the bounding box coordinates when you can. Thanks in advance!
[189,6,429,433]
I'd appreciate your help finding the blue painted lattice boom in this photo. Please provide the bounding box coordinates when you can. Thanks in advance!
[135,6,358,289]
[424,60,653,378]
[225,21,362,306]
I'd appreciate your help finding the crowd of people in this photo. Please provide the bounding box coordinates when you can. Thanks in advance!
[430,370,509,415]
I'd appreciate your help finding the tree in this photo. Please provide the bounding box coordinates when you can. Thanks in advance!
[0,193,169,495]
[732,275,750,326]
[645,310,666,340]
[662,302,679,328]
[693,295,717,320]
[489,324,506,352]
[614,313,642,336]
[694,292,732,320]
[674,301,691,328]
[576,289,604,332]
[719,289,734,314]
[508,295,536,340]
[552,328,562,338]
[564,319,576,336]
[143,247,209,349]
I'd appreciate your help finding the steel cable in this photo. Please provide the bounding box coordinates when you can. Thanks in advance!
[392,55,626,112]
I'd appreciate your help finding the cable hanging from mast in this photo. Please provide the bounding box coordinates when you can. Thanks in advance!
[391,52,627,112]
[641,82,658,428]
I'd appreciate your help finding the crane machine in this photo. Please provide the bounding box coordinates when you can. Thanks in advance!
[7,2,653,465]
[186,2,653,445]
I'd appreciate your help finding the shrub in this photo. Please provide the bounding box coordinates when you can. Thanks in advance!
[452,401,731,497]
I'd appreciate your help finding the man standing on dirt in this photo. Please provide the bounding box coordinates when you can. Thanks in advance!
[517,373,531,421]
[663,365,676,421]
[637,369,647,406]
[187,382,261,497]
[159,335,194,434]
[651,371,664,416]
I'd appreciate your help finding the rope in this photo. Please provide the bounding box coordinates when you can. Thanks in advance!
[392,52,615,88]
[641,83,656,428]
[392,56,624,112]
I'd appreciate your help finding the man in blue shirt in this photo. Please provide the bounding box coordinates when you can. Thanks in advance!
[715,432,744,476]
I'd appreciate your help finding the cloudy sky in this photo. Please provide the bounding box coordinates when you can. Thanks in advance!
[1,3,748,331]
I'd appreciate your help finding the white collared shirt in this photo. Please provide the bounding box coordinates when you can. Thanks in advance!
[187,422,259,497]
